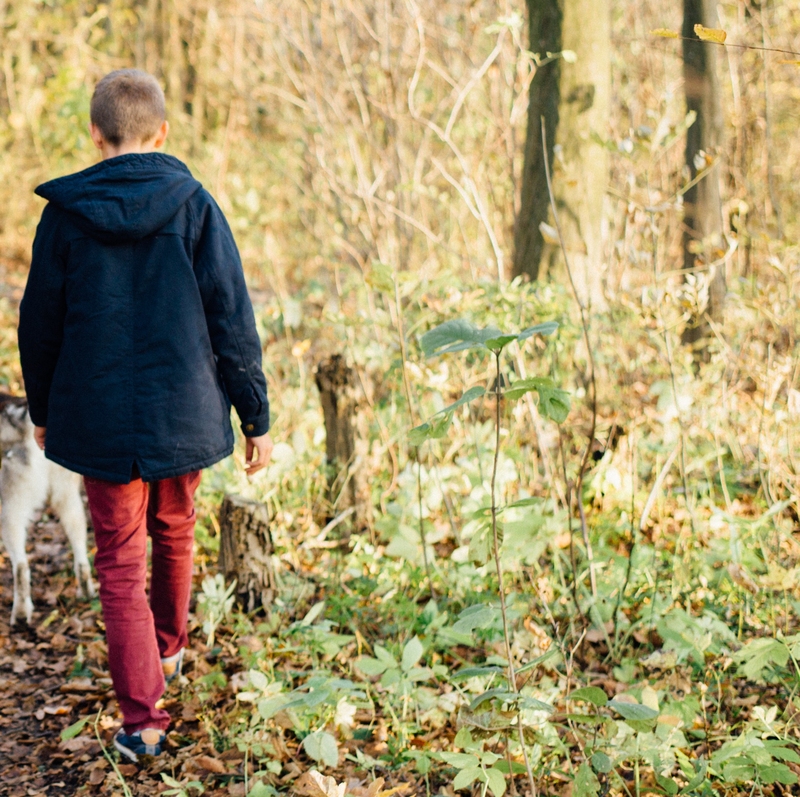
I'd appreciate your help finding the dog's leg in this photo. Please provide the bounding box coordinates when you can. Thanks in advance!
[52,476,95,600]
[1,502,33,624]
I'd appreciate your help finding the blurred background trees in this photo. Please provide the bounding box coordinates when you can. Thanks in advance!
[0,0,797,375]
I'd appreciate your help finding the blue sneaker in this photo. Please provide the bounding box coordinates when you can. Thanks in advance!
[161,648,184,683]
[113,728,166,762]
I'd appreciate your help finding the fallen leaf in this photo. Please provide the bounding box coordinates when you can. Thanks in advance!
[295,770,347,797]
[195,754,226,774]
[117,764,137,777]
[88,766,106,785]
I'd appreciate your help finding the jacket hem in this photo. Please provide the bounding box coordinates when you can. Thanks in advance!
[45,444,234,484]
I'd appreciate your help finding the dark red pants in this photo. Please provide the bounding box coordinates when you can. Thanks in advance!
[84,471,201,733]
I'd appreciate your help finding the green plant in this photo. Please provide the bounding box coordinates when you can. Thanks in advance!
[438,728,508,797]
[412,316,569,793]
[197,573,237,648]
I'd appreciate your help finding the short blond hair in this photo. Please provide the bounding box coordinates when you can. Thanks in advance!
[90,69,166,147]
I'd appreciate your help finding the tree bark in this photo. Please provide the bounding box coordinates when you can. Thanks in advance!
[681,0,725,348]
[314,355,371,532]
[513,0,561,281]
[218,494,274,612]
[552,0,611,309]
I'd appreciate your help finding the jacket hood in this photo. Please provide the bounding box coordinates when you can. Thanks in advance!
[35,153,202,242]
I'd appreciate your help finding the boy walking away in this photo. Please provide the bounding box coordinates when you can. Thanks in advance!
[18,70,273,762]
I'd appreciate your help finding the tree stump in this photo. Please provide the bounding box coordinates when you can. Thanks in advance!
[314,354,371,532]
[218,494,275,612]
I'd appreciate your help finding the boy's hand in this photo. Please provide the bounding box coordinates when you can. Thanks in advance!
[244,432,273,476]
[34,426,46,450]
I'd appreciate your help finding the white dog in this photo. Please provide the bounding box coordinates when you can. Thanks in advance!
[0,395,94,623]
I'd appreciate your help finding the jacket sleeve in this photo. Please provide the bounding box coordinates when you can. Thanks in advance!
[192,193,270,436]
[18,204,67,427]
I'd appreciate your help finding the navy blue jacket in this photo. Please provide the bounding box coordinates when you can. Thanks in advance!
[18,153,270,483]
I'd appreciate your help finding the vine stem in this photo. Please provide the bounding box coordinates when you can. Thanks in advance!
[490,351,537,797]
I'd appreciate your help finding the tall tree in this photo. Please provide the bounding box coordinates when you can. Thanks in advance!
[681,0,725,347]
[513,0,611,310]
[552,0,611,307]
[513,0,561,281]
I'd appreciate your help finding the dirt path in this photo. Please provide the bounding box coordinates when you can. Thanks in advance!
[0,516,222,797]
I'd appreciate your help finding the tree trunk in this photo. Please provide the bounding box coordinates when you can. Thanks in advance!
[552,0,611,309]
[681,0,725,349]
[314,355,371,532]
[512,0,561,281]
[218,495,274,612]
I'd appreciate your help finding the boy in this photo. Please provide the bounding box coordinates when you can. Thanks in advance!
[18,69,273,762]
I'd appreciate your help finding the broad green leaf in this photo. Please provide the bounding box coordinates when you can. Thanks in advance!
[763,742,800,763]
[301,600,325,625]
[453,603,500,634]
[504,377,571,422]
[421,319,502,357]
[450,665,505,681]
[248,782,273,797]
[302,730,339,768]
[518,695,555,713]
[402,636,424,671]
[406,666,434,682]
[485,335,517,353]
[535,382,571,423]
[440,752,480,768]
[453,766,484,791]
[733,637,789,680]
[655,774,679,795]
[682,758,708,791]
[759,763,798,785]
[608,700,658,721]
[454,727,476,749]
[468,523,494,566]
[442,386,486,413]
[60,716,90,741]
[470,688,516,711]
[494,760,528,775]
[574,762,601,797]
[409,386,485,444]
[570,686,608,707]
[591,751,613,774]
[722,760,755,783]
[249,669,268,691]
[355,656,390,677]
[517,647,559,673]
[485,767,507,797]
[504,377,550,401]
[374,645,397,665]
[409,413,453,446]
[257,695,288,720]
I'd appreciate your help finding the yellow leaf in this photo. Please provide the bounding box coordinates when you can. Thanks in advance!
[778,59,800,66]
[693,24,726,43]
[650,28,679,39]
